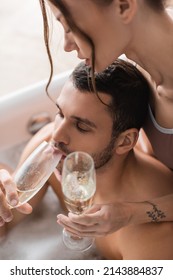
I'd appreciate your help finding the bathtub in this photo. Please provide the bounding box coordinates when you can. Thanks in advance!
[0,71,101,260]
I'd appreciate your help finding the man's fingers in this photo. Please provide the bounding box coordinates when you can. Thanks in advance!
[0,170,33,227]
[0,169,18,207]
[16,203,33,214]
[0,217,5,227]
[0,188,13,222]
[5,185,18,207]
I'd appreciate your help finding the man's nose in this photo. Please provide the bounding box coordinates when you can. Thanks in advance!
[52,121,70,145]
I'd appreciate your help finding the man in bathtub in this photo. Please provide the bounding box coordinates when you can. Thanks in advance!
[1,59,173,259]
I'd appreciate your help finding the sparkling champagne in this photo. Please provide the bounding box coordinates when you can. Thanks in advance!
[8,141,62,208]
[16,172,53,205]
[61,151,96,251]
[62,172,96,214]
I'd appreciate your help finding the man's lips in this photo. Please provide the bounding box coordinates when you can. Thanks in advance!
[51,142,67,158]
[60,154,66,160]
[54,168,62,182]
[56,154,66,167]
[54,155,66,182]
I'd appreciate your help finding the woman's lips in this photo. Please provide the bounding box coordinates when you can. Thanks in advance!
[85,58,91,66]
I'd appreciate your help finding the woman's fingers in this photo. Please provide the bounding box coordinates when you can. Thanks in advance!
[68,205,103,225]
[57,202,131,237]
[57,214,105,237]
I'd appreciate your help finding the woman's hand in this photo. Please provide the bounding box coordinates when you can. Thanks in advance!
[0,169,32,227]
[57,202,132,237]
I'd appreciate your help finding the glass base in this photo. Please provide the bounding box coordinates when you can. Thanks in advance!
[63,229,94,252]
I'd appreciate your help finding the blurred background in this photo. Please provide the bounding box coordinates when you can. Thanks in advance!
[1,0,173,97]
[0,0,79,97]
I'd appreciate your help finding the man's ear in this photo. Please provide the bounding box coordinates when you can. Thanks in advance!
[115,128,139,155]
[117,0,137,24]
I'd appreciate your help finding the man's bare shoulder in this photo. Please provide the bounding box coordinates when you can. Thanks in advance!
[96,221,173,260]
[119,221,173,259]
[134,150,173,198]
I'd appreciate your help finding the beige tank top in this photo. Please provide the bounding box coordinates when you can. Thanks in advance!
[143,106,173,170]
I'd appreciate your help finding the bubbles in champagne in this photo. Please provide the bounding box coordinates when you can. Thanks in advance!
[15,162,43,191]
[63,172,95,200]
[62,171,96,214]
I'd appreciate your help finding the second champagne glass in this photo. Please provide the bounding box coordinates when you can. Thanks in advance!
[61,151,96,252]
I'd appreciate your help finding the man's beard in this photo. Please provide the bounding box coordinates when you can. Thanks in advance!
[56,136,115,174]
[91,136,115,169]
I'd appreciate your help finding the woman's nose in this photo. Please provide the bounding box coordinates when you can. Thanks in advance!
[63,33,77,52]
[52,121,70,145]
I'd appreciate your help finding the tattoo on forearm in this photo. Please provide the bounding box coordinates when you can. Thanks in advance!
[146,201,166,222]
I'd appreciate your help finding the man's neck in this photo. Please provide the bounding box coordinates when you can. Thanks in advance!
[95,150,137,202]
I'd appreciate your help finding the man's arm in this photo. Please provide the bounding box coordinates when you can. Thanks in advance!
[122,219,173,260]
[0,122,54,235]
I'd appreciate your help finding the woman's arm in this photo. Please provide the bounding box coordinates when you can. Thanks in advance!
[57,194,173,237]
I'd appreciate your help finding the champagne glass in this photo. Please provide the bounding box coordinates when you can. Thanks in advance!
[61,151,96,251]
[8,141,62,208]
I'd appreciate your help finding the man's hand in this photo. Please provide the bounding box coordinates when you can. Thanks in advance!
[0,169,32,226]
[57,202,132,237]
